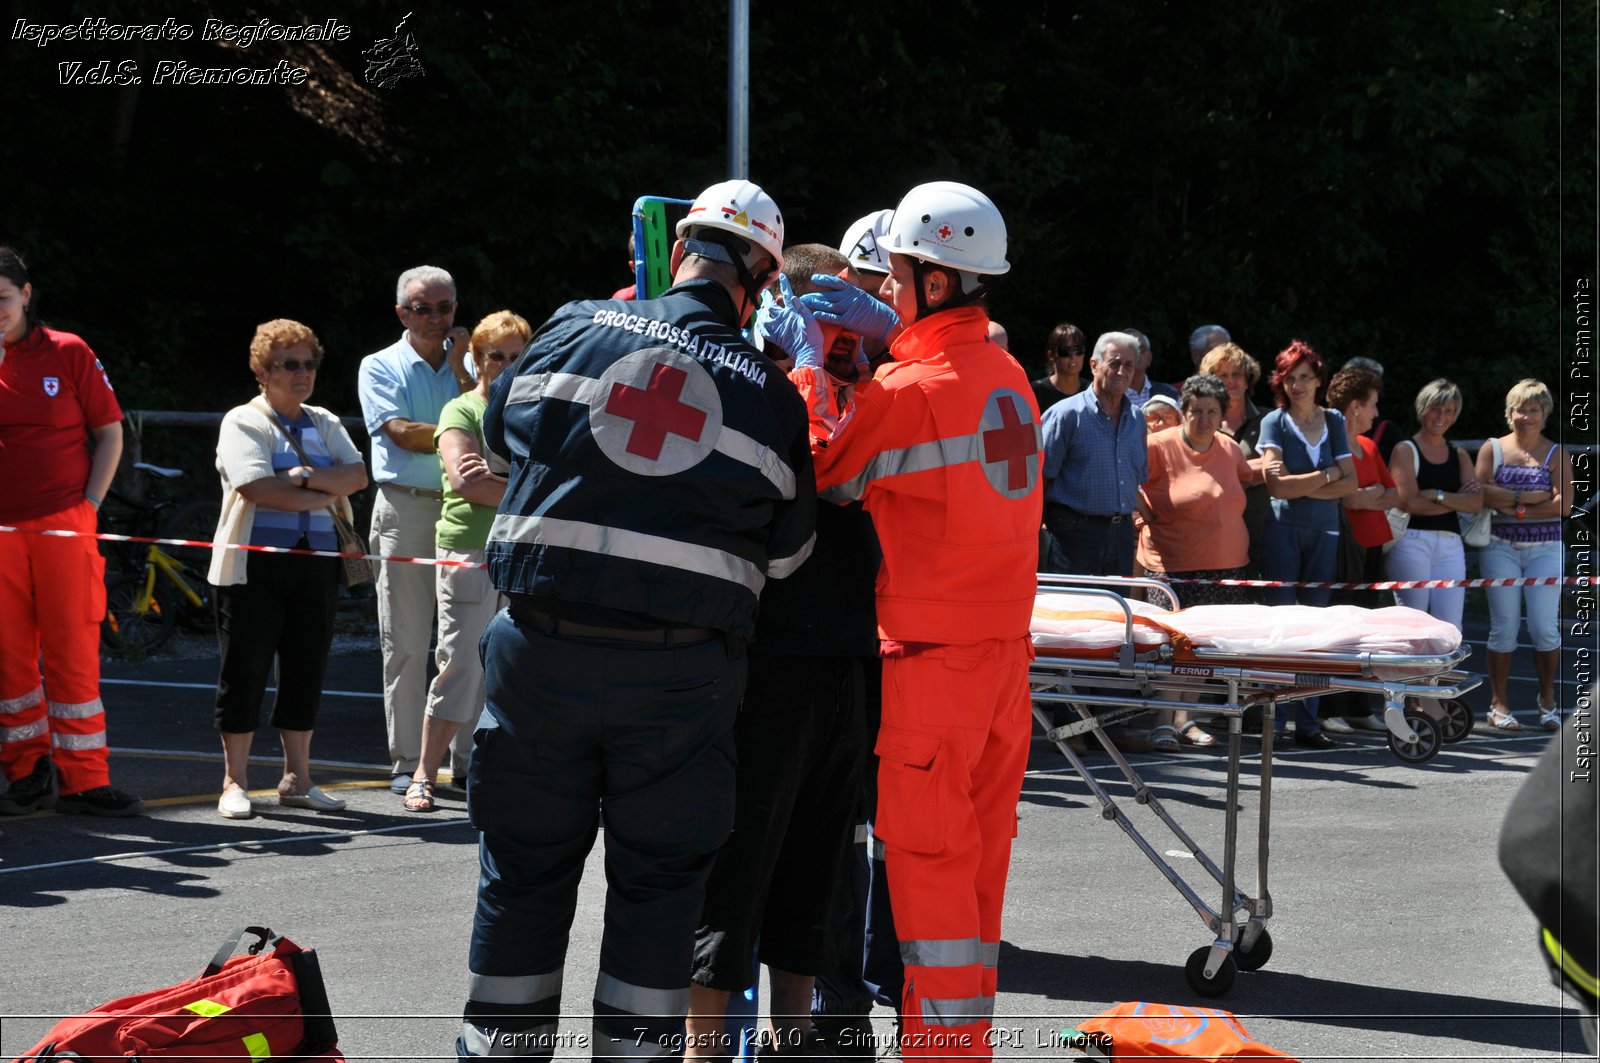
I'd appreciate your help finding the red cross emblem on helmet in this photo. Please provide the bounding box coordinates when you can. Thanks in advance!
[937,224,953,240]
[978,388,1040,498]
[590,347,723,476]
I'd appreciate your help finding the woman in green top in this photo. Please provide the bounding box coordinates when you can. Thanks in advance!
[406,310,531,812]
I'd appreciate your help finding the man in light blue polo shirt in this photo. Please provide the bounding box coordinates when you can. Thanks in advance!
[1039,331,1148,577]
[359,264,471,794]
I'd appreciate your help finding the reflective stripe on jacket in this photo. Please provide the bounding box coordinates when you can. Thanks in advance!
[484,280,816,638]
[799,306,1042,644]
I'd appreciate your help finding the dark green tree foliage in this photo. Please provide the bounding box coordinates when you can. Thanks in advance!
[0,0,1582,438]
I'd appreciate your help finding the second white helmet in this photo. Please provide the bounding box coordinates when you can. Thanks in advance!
[883,182,1009,276]
[838,209,894,275]
[677,179,785,275]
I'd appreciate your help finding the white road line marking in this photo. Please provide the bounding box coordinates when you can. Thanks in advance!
[102,678,379,699]
[0,818,473,876]
[110,746,402,773]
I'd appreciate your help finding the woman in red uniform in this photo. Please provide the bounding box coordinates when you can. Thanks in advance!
[0,246,143,816]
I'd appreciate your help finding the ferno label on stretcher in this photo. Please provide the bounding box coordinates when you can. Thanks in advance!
[1072,1001,1299,1061]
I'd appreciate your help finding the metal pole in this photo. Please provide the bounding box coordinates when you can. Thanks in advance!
[728,0,749,179]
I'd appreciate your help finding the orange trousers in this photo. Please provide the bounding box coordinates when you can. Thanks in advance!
[0,501,112,793]
[874,637,1032,1060]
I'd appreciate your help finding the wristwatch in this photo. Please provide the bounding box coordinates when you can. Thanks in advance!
[298,468,311,488]
[1434,488,1445,504]
[1322,468,1334,484]
[1515,490,1526,519]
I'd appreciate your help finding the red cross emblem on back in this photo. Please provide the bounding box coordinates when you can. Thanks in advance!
[606,363,708,459]
[982,395,1036,491]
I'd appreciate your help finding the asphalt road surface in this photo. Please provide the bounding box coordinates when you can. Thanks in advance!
[0,615,1591,1062]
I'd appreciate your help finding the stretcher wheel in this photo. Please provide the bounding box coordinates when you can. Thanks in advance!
[1184,946,1237,997]
[1387,710,1442,765]
[1234,927,1273,972]
[1439,699,1473,743]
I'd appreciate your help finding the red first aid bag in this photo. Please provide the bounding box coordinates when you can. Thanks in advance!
[1072,1002,1299,1061]
[12,926,339,1062]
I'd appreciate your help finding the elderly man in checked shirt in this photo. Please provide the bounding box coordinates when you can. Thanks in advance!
[1039,331,1149,577]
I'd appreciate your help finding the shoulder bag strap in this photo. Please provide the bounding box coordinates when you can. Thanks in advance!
[264,408,343,524]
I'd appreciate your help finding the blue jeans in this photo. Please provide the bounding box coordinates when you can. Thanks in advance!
[1259,520,1338,734]
[1481,537,1562,652]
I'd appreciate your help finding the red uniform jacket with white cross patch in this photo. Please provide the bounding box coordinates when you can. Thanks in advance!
[483,280,816,639]
[0,326,123,524]
[799,305,1043,644]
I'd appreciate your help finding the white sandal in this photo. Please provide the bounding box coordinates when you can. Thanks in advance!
[1487,708,1522,732]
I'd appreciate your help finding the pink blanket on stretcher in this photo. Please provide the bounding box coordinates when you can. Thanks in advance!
[1031,591,1462,660]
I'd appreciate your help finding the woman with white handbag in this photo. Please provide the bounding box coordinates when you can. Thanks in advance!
[1475,379,1570,731]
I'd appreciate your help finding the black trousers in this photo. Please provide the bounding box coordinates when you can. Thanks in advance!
[462,612,744,1061]
[691,648,867,990]
[213,548,339,733]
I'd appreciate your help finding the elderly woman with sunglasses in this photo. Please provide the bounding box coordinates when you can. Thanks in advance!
[404,311,532,812]
[209,320,368,819]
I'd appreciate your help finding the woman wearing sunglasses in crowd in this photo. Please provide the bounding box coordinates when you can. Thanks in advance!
[209,319,368,819]
[404,311,531,812]
[1031,321,1089,413]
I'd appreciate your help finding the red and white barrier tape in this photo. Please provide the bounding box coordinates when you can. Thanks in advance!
[1,523,1590,589]
[0,524,485,569]
[1164,575,1585,591]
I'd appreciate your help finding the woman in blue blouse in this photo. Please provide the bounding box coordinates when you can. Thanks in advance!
[1257,339,1357,748]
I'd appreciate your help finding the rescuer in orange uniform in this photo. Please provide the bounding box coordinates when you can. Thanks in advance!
[794,182,1043,1060]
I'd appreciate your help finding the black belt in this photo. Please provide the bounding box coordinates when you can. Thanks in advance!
[1047,503,1130,524]
[507,601,715,645]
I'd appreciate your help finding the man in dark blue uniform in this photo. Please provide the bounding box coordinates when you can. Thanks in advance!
[457,179,817,1062]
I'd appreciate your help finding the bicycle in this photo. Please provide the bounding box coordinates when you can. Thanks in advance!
[99,462,220,659]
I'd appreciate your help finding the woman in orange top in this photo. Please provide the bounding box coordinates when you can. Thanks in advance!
[1136,375,1256,749]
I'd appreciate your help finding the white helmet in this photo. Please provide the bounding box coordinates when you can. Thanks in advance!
[883,181,1009,276]
[838,209,894,275]
[677,179,785,275]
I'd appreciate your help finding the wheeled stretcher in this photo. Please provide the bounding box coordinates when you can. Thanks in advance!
[1027,574,1481,996]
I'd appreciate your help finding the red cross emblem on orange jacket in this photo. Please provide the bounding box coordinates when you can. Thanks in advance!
[977,389,1041,498]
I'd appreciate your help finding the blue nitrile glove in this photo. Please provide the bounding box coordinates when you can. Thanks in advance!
[796,274,900,349]
[754,274,824,369]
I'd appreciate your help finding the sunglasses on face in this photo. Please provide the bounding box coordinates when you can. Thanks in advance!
[482,349,517,363]
[403,300,457,319]
[274,358,320,373]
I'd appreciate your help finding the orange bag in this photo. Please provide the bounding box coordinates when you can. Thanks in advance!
[1070,1002,1299,1061]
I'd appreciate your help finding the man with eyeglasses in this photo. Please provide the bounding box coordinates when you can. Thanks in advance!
[358,264,472,796]
[1039,332,1149,578]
